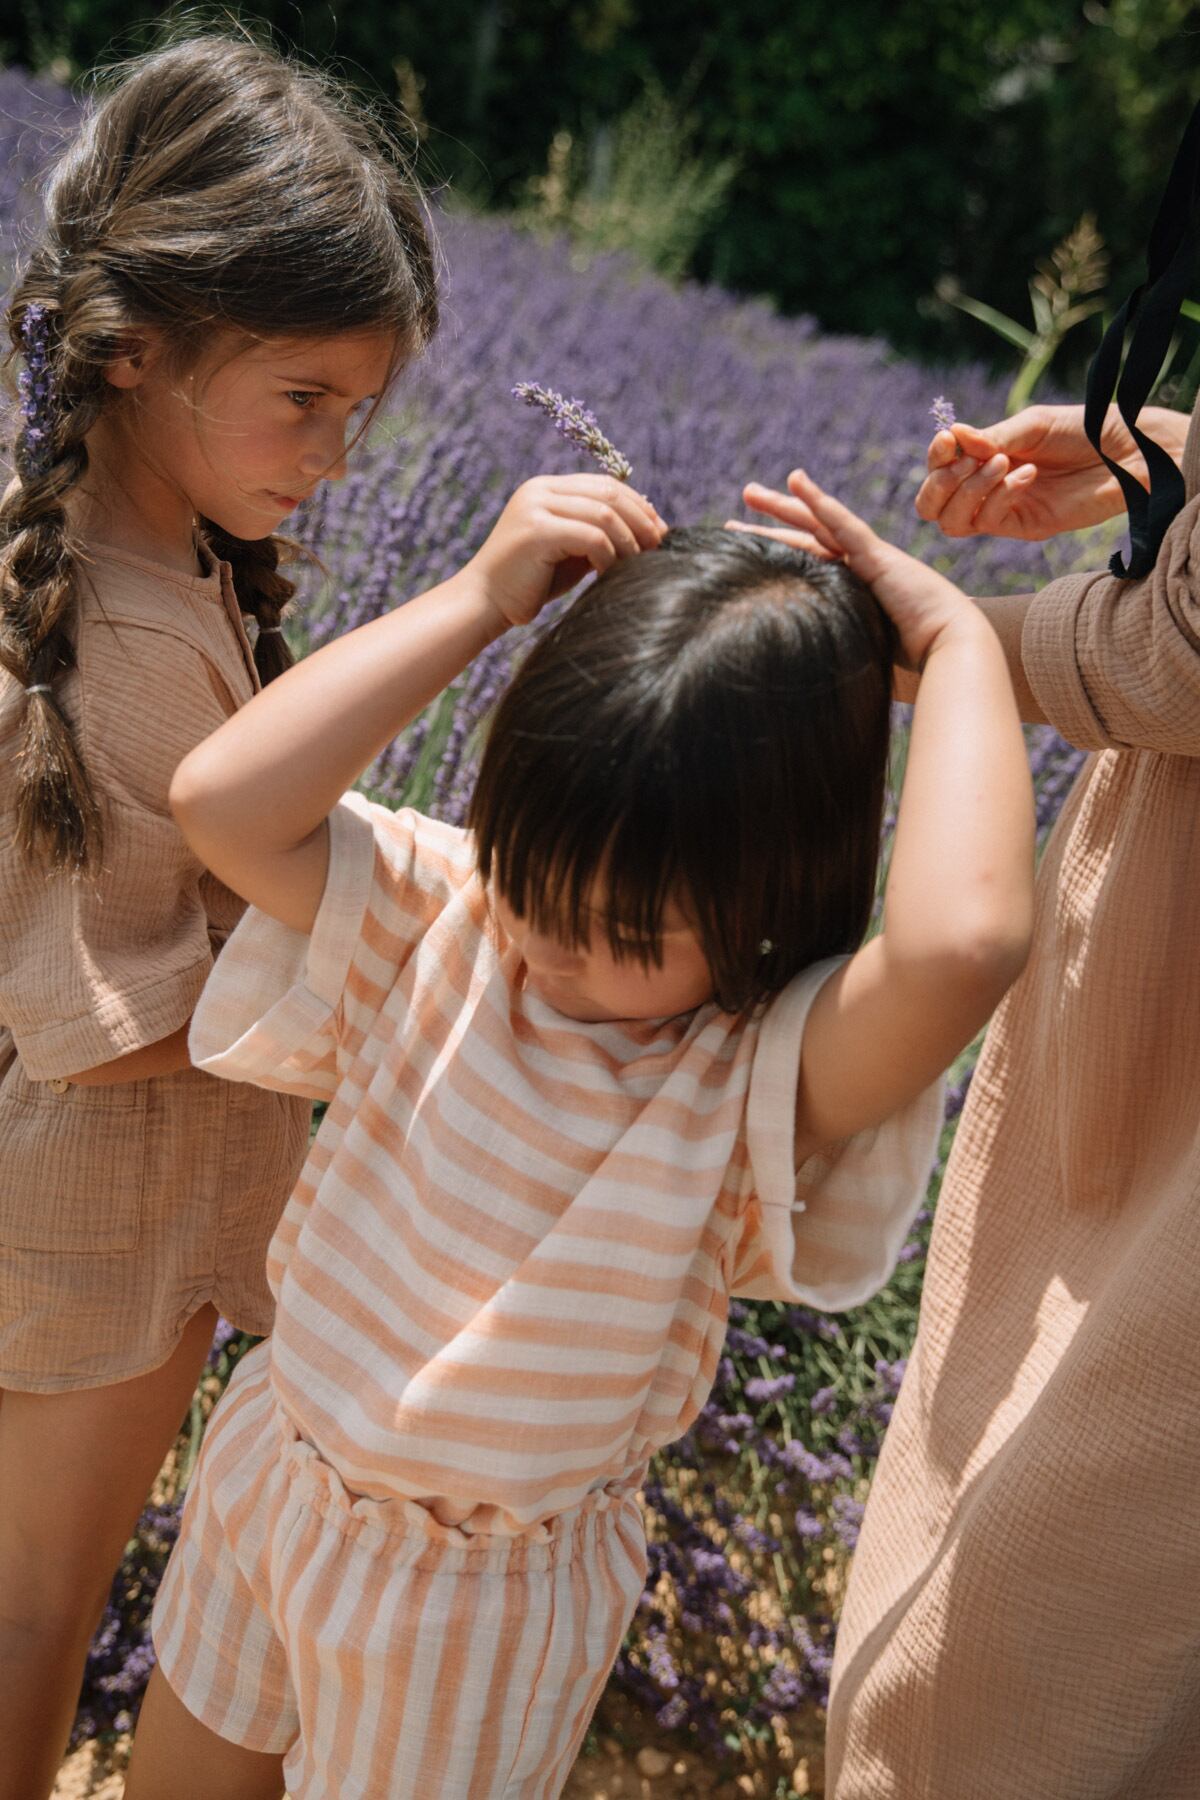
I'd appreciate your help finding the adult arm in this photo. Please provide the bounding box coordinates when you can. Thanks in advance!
[1020,494,1200,754]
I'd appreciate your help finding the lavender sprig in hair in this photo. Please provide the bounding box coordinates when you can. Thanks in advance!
[512,381,633,481]
[929,394,957,434]
[18,302,56,479]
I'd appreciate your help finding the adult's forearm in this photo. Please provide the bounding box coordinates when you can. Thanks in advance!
[894,592,1045,723]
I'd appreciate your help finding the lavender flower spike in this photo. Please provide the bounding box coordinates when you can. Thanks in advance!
[18,301,56,479]
[512,381,633,481]
[929,394,957,434]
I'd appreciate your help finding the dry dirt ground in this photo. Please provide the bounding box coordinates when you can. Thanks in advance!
[54,1692,826,1799]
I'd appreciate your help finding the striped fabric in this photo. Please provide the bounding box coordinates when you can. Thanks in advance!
[153,793,942,1786]
[155,1343,646,1798]
[188,793,944,1534]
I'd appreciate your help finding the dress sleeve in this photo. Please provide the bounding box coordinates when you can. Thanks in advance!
[1022,484,1200,757]
[727,958,946,1311]
[189,793,472,1098]
[4,624,238,1080]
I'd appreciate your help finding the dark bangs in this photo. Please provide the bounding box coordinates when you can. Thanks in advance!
[470,527,895,1012]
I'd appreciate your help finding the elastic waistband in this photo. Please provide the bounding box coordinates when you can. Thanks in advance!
[274,1406,644,1574]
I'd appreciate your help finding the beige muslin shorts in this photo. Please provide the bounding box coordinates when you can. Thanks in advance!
[0,1042,310,1392]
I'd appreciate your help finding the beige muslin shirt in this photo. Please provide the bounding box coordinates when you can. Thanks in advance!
[828,400,1200,1797]
[0,541,310,1390]
[1,541,254,1077]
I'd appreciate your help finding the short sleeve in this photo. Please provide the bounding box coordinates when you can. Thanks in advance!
[728,958,945,1311]
[189,793,474,1099]
[0,625,241,1080]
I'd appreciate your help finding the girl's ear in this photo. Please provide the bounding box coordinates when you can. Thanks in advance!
[103,329,164,389]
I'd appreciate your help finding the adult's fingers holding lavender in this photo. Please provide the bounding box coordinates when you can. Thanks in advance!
[964,466,1040,537]
[915,457,981,524]
[926,428,959,472]
[916,455,1038,538]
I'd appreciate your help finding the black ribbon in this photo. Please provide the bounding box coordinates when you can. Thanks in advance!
[1084,96,1200,579]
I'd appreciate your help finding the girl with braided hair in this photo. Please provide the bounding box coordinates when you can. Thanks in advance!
[0,33,441,1794]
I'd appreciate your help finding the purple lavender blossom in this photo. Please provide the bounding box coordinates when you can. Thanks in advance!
[744,1373,796,1404]
[511,381,633,481]
[874,1357,908,1394]
[930,394,957,433]
[831,1493,866,1551]
[647,1631,680,1691]
[656,1692,690,1730]
[756,1662,807,1717]
[18,301,55,477]
[206,1313,240,1369]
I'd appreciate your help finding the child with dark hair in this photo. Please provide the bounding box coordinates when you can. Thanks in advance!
[0,32,648,1797]
[124,489,1034,1798]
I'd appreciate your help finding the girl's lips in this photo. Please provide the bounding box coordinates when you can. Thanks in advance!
[266,490,306,510]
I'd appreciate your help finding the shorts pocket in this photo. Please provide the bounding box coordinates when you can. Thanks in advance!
[0,1060,147,1253]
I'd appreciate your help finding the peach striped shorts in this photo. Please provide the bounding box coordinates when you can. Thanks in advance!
[152,1345,648,1798]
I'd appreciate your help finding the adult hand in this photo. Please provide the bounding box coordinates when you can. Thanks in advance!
[914,404,1184,541]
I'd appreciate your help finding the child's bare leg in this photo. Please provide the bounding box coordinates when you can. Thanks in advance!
[124,1667,285,1800]
[0,1303,219,1800]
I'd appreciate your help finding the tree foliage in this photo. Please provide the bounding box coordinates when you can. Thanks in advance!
[4,0,1199,360]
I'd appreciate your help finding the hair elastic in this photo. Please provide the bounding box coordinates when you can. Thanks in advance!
[258,625,285,635]
[26,683,52,696]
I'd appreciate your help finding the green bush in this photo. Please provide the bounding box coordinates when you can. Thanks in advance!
[7,0,1199,367]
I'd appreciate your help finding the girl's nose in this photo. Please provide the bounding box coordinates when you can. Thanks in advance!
[298,424,350,484]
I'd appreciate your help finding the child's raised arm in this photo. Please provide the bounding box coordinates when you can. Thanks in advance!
[786,471,1035,1149]
[169,475,664,933]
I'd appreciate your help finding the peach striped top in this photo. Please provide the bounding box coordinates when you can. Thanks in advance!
[191,794,943,1535]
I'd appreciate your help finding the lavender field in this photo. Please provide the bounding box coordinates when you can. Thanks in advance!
[2,66,1098,1793]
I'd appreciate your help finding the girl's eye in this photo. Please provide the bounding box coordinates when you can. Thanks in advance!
[286,391,322,410]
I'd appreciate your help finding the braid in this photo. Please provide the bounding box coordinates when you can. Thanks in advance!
[1,31,440,874]
[0,287,108,871]
[199,520,299,685]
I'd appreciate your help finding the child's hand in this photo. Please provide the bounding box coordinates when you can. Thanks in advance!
[470,475,666,628]
[915,403,1171,541]
[735,469,973,670]
[729,481,842,558]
